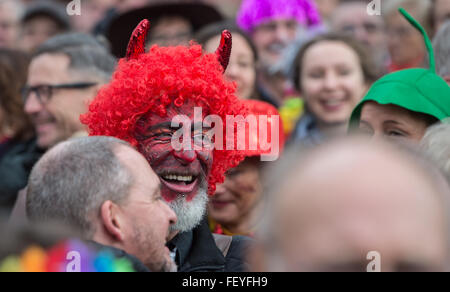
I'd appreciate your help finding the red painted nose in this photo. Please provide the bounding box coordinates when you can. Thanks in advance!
[173,149,197,164]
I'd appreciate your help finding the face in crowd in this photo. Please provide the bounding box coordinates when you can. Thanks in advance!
[204,32,256,100]
[358,101,438,143]
[19,16,66,53]
[0,1,21,49]
[134,99,214,234]
[252,139,450,272]
[27,138,179,272]
[332,2,387,64]
[300,40,368,127]
[252,18,299,69]
[385,7,426,67]
[94,143,178,272]
[24,53,100,149]
[148,16,193,47]
[209,157,263,234]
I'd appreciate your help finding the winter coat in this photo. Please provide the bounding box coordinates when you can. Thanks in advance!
[168,217,252,272]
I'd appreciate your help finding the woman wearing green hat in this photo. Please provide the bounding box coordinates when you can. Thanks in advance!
[350,8,450,142]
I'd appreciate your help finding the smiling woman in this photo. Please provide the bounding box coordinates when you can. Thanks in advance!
[291,33,378,146]
[196,21,258,101]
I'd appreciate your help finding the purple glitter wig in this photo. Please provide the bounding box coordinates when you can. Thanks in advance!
[237,0,321,33]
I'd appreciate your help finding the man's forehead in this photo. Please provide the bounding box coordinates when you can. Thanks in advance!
[138,102,211,128]
[115,144,158,181]
[28,53,72,85]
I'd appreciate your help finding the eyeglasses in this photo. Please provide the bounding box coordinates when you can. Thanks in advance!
[21,82,98,105]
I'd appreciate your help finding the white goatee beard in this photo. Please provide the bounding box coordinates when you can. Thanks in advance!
[168,189,208,233]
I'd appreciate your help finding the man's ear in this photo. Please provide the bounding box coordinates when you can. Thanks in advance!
[100,200,125,242]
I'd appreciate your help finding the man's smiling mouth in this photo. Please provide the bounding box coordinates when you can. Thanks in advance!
[159,173,199,193]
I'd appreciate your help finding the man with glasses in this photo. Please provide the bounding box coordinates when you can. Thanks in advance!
[23,33,117,150]
[6,33,116,217]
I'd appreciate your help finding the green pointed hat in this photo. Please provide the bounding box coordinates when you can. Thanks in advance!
[349,8,450,127]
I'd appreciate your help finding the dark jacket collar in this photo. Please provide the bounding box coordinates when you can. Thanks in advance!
[169,217,226,272]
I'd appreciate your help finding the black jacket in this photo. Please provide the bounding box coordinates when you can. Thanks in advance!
[0,138,44,210]
[168,217,252,272]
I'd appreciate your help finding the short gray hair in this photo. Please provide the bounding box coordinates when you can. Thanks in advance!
[434,21,450,77]
[33,33,117,82]
[421,120,450,183]
[27,136,134,237]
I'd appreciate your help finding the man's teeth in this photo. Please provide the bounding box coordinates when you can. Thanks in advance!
[163,175,193,182]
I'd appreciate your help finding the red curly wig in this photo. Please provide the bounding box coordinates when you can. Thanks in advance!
[81,20,247,195]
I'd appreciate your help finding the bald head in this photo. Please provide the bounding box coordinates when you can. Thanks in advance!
[256,138,450,272]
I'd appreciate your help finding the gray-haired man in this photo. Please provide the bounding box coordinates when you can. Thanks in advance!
[27,136,178,272]
[23,32,117,150]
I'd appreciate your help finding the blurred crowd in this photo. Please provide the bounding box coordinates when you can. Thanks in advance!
[1,0,450,272]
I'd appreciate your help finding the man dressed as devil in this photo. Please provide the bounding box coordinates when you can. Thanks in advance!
[82,20,251,272]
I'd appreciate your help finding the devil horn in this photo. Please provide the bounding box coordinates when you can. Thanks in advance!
[126,19,151,61]
[215,30,232,72]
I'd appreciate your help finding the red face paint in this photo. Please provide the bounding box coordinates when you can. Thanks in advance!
[135,100,213,203]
